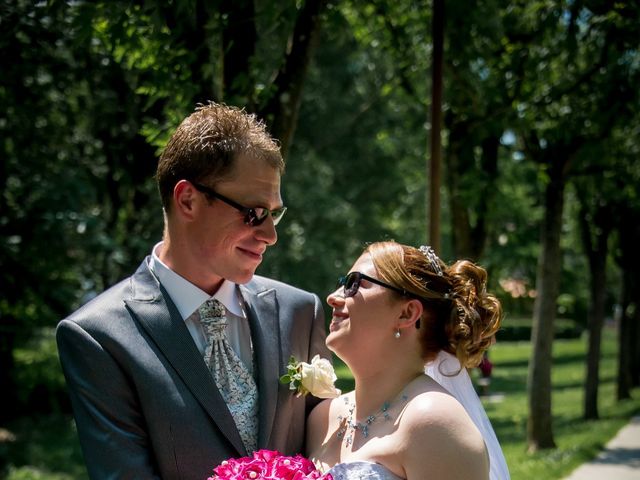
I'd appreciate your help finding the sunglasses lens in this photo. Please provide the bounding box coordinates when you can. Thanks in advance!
[246,208,265,226]
[344,272,359,297]
[246,207,287,226]
[271,207,287,226]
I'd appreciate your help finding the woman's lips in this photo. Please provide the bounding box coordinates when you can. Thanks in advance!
[329,312,348,331]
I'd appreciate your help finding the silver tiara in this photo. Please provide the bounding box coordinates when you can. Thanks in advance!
[418,245,443,276]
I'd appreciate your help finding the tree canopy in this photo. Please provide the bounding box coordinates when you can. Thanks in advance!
[1,0,639,446]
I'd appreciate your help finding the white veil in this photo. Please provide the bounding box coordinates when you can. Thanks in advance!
[425,351,510,480]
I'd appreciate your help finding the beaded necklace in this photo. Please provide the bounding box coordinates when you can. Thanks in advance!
[336,392,409,447]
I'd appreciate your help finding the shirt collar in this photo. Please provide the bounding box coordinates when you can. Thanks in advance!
[149,242,245,320]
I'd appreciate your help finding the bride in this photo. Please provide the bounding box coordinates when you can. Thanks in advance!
[306,241,509,479]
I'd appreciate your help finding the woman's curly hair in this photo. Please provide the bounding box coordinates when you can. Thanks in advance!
[365,241,502,368]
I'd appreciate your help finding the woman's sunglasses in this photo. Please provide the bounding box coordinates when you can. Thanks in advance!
[337,271,411,298]
[336,271,422,328]
[192,182,287,227]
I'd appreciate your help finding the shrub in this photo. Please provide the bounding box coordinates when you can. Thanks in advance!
[13,328,70,414]
[496,317,584,342]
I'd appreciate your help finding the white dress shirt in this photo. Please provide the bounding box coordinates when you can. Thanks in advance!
[149,242,254,371]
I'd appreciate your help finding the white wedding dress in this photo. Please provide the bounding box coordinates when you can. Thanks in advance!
[327,460,404,480]
[425,351,510,480]
[325,352,510,480]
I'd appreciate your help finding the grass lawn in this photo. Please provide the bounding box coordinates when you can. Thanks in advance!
[2,326,638,479]
[482,326,639,479]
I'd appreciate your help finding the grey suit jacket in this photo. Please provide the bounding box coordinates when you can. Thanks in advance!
[57,258,330,480]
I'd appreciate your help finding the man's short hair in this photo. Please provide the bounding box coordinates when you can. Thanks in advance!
[156,102,284,212]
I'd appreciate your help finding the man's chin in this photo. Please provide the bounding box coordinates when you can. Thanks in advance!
[228,268,258,285]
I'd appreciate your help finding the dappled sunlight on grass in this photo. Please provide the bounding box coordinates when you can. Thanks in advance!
[479,327,639,479]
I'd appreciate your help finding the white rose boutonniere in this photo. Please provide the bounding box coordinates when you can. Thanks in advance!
[280,355,341,399]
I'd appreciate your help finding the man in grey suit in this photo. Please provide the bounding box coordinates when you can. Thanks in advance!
[57,103,330,479]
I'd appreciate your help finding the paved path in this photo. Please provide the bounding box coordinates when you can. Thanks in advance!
[563,416,640,479]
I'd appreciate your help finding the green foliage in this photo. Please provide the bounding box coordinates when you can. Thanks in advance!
[1,1,165,335]
[1,0,638,443]
[258,3,432,292]
[3,0,635,330]
[12,329,68,414]
[1,415,85,480]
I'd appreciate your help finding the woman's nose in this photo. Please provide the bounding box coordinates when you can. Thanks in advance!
[326,288,345,307]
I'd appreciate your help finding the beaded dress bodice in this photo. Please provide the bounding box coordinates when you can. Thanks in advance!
[327,461,405,480]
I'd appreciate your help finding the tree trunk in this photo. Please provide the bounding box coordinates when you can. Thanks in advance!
[616,207,640,399]
[446,120,473,258]
[617,275,634,400]
[161,0,214,104]
[0,315,17,421]
[429,0,444,251]
[221,0,257,107]
[260,0,329,160]
[578,200,612,420]
[527,160,565,451]
[446,122,499,261]
[583,245,608,419]
[632,310,640,388]
[474,135,500,255]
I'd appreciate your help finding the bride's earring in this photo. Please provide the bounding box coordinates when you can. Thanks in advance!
[394,328,401,339]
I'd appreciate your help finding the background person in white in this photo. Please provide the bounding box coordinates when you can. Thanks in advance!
[57,103,330,480]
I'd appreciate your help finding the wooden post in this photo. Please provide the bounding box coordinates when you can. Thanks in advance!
[429,0,444,251]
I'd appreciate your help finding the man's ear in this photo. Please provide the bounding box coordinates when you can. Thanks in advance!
[173,180,198,220]
[398,298,423,329]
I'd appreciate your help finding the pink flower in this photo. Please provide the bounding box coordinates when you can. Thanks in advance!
[208,450,332,480]
[253,449,282,463]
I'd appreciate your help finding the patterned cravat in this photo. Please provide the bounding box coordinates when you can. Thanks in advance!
[199,298,258,453]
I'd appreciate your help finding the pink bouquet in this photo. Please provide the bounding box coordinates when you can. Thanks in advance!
[207,449,332,480]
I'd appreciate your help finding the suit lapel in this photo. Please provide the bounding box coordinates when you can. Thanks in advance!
[124,260,247,456]
[240,281,281,449]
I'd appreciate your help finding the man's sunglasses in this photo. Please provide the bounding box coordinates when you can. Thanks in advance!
[192,182,287,227]
[337,271,412,298]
